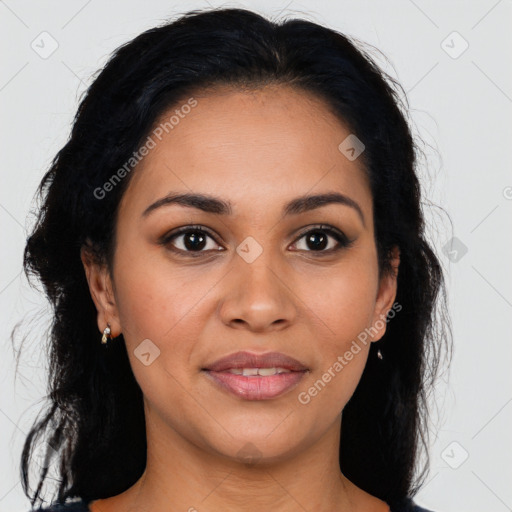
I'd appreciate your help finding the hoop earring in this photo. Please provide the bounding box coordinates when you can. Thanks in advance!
[101,323,113,345]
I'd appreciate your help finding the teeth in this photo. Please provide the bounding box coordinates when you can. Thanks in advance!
[225,367,292,376]
[256,368,278,376]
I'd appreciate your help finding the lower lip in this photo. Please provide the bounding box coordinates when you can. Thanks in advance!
[203,370,307,400]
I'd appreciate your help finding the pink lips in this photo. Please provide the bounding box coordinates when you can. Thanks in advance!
[202,351,309,401]
[203,351,309,372]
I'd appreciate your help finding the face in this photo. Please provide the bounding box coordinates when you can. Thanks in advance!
[82,84,399,464]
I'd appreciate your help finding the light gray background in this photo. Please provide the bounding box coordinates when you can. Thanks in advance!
[1,1,511,511]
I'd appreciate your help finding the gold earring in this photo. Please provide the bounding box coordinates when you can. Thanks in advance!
[101,323,112,345]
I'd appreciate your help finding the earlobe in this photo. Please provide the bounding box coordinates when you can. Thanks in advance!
[80,245,121,337]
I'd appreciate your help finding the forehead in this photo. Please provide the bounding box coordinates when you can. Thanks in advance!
[119,84,372,220]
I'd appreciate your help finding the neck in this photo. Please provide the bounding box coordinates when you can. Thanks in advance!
[90,402,389,512]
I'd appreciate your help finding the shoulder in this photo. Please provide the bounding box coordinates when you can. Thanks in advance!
[29,496,89,512]
[390,497,436,512]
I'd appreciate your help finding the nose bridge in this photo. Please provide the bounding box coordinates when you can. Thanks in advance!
[218,236,296,331]
[235,236,285,305]
[239,244,280,294]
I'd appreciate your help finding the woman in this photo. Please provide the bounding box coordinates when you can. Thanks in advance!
[20,7,450,512]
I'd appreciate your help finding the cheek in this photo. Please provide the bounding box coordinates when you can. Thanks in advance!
[291,255,378,407]
[296,255,379,343]
[296,282,373,416]
[113,243,220,339]
[111,247,224,389]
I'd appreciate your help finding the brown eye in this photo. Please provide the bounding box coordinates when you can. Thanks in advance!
[161,226,224,255]
[290,225,353,254]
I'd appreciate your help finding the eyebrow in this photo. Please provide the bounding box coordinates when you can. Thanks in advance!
[142,191,365,225]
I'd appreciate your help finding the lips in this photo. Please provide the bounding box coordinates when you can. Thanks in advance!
[202,351,309,400]
[202,351,309,372]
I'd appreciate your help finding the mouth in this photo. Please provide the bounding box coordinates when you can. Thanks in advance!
[201,351,309,401]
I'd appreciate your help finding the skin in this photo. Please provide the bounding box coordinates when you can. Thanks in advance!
[82,84,400,512]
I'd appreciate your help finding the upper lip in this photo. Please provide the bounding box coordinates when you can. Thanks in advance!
[202,351,309,372]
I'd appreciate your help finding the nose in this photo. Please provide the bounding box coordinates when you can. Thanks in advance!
[218,250,298,333]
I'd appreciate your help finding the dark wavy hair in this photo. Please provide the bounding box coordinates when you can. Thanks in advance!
[15,7,451,510]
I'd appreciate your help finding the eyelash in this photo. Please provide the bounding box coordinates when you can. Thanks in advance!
[159,224,354,258]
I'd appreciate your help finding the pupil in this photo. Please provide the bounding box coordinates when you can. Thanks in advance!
[307,231,327,250]
[185,232,206,251]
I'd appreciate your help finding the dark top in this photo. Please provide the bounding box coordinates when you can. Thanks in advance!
[31,495,435,511]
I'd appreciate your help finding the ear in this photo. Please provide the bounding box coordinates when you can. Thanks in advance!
[80,242,121,337]
[370,246,400,342]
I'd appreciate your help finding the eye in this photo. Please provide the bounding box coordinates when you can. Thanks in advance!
[160,226,224,256]
[160,224,353,258]
[290,224,353,254]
